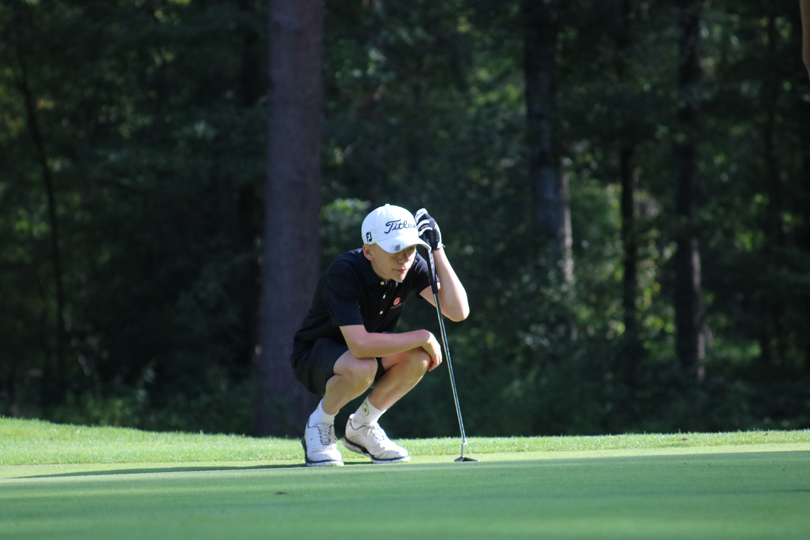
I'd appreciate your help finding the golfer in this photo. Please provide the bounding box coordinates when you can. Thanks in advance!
[291,204,470,466]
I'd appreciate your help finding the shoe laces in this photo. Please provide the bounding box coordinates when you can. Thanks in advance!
[314,423,336,446]
[367,423,390,444]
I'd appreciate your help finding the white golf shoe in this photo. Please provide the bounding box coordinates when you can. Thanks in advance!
[343,414,410,464]
[302,421,344,467]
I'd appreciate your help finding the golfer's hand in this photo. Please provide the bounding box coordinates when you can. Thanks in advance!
[423,332,443,371]
[415,208,442,251]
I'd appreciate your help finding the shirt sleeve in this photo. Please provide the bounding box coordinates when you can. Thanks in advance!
[322,259,365,328]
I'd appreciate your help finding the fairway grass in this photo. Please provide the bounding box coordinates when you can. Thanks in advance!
[2,418,809,539]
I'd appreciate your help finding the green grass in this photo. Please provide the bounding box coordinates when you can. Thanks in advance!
[2,418,810,539]
[3,416,809,467]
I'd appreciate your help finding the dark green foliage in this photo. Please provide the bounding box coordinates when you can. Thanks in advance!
[1,0,808,436]
[1,0,265,432]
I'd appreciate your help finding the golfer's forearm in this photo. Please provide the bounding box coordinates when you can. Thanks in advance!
[342,327,433,360]
[432,248,470,322]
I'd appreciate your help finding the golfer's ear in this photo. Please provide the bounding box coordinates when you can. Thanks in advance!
[362,244,374,261]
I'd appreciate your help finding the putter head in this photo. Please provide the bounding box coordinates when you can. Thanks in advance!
[454,456,479,462]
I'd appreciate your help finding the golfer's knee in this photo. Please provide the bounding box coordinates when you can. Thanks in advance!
[347,358,377,388]
[404,348,431,376]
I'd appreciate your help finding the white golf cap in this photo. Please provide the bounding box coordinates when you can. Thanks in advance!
[361,204,430,253]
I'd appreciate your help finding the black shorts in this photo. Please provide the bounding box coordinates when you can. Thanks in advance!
[291,338,385,396]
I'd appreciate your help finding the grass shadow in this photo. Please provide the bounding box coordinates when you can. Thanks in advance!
[18,463,306,479]
[16,458,403,479]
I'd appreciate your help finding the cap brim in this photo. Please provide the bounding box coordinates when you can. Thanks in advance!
[376,234,430,253]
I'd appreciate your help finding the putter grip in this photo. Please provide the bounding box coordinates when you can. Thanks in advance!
[427,250,440,295]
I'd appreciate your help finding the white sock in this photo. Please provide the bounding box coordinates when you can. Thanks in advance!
[352,397,385,426]
[310,400,335,426]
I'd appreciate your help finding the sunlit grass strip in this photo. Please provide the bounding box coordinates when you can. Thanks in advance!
[0,417,296,466]
[2,417,809,466]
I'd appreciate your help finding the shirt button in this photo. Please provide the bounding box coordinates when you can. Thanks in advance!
[380,281,385,286]
[379,311,383,315]
[383,294,387,299]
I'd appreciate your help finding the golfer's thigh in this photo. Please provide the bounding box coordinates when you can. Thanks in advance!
[380,348,430,373]
[334,351,379,381]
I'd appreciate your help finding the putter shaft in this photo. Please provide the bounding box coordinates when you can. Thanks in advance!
[427,250,474,461]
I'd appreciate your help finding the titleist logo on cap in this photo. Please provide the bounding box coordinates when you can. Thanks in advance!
[384,219,416,234]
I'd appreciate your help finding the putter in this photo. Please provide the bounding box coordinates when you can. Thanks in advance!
[426,248,478,463]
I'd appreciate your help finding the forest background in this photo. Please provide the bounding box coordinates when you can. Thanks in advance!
[2,0,809,438]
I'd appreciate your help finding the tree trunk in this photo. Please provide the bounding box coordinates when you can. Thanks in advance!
[236,0,264,373]
[12,4,67,404]
[800,100,810,371]
[799,65,810,373]
[759,6,788,366]
[786,0,810,372]
[673,0,705,378]
[523,0,573,283]
[620,147,639,339]
[617,0,638,341]
[256,0,323,436]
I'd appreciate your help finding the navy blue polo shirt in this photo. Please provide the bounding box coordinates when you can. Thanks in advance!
[292,248,432,359]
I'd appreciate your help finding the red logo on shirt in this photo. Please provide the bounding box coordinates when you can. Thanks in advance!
[393,298,401,306]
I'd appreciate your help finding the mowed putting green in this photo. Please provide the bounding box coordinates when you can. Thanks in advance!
[3,452,809,539]
[1,421,809,539]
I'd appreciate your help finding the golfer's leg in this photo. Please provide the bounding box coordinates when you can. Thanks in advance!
[341,348,428,462]
[367,347,431,410]
[321,351,378,415]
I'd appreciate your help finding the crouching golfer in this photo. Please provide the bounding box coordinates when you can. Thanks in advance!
[291,204,470,466]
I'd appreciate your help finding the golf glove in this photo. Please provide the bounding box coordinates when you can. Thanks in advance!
[415,208,442,251]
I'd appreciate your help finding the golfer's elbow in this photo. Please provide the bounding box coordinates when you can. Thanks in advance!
[447,303,470,323]
[345,339,375,360]
[340,326,377,360]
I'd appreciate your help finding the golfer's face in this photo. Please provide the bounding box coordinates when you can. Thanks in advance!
[367,244,417,282]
